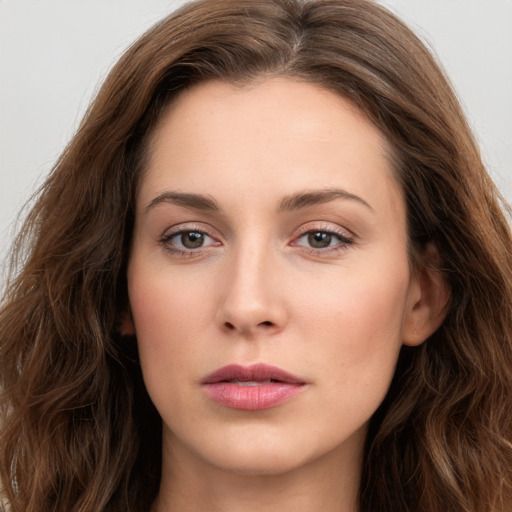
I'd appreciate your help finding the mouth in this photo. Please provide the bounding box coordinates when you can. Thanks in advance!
[201,363,307,410]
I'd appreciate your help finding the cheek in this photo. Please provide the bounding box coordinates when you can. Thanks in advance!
[128,251,219,335]
[294,262,410,384]
[127,261,216,394]
[292,273,409,437]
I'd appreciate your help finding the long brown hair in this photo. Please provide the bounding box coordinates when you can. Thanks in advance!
[1,1,511,511]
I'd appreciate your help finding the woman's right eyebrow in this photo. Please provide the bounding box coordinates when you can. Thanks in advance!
[145,191,221,213]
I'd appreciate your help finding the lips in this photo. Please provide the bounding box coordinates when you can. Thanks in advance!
[201,363,307,410]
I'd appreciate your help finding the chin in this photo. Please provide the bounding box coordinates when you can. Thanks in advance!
[204,445,312,477]
[183,421,363,478]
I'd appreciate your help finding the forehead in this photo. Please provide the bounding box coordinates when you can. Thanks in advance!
[139,77,403,221]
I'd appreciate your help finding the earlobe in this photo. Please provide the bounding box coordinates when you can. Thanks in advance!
[402,247,450,347]
[120,310,135,336]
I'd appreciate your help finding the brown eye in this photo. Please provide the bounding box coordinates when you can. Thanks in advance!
[308,232,332,248]
[161,229,217,253]
[180,231,205,248]
[293,228,354,254]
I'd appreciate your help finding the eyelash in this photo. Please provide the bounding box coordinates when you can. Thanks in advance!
[159,226,217,257]
[159,225,355,257]
[292,226,355,255]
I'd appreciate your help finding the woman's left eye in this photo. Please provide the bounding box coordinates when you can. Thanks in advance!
[294,229,354,251]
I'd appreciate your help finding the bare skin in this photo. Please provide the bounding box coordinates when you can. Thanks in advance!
[127,77,448,512]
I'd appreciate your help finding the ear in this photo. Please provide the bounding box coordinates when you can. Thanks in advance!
[402,245,450,347]
[120,310,135,336]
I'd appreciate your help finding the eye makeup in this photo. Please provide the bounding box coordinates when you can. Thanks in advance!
[157,220,356,260]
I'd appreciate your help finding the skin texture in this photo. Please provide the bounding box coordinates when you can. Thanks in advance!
[127,77,447,512]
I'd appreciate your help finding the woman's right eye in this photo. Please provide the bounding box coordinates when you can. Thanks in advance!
[160,229,219,253]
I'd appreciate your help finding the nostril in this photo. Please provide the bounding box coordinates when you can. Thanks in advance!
[224,320,274,331]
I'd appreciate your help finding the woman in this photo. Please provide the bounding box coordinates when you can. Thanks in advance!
[1,0,511,511]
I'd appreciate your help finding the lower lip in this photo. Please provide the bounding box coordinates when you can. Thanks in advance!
[202,382,305,410]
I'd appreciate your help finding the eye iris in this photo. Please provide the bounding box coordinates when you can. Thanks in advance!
[181,231,204,248]
[308,232,332,248]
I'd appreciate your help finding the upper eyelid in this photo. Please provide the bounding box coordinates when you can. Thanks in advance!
[158,221,356,244]
[161,229,213,242]
[293,222,356,239]
[161,222,221,238]
[161,229,219,244]
[296,230,353,241]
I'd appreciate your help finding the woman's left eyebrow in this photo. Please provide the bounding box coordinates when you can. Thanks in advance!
[278,188,374,212]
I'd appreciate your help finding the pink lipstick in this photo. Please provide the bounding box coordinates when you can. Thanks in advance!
[201,363,306,410]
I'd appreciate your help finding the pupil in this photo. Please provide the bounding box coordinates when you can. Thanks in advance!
[182,232,204,248]
[308,232,331,248]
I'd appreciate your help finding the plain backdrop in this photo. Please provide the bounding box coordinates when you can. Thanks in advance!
[1,0,511,276]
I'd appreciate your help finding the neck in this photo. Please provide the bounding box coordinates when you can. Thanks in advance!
[150,429,364,512]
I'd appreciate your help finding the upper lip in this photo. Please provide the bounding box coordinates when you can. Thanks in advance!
[201,363,306,384]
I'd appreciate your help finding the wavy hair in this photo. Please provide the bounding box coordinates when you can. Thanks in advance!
[1,0,511,511]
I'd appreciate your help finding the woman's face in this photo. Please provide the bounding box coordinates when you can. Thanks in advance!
[128,77,424,477]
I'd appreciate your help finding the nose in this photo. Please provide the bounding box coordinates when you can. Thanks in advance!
[217,243,288,338]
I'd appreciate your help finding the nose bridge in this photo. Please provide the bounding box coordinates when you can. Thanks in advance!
[219,235,286,335]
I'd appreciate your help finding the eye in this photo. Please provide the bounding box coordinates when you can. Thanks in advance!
[304,231,335,249]
[293,228,354,252]
[160,229,219,253]
[176,231,208,249]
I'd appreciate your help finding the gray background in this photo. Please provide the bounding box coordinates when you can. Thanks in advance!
[1,0,511,277]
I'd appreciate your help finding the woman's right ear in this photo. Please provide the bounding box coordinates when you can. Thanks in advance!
[120,311,135,336]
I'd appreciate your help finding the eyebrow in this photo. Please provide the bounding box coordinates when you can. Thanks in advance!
[145,187,374,214]
[145,191,220,213]
[278,188,374,212]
